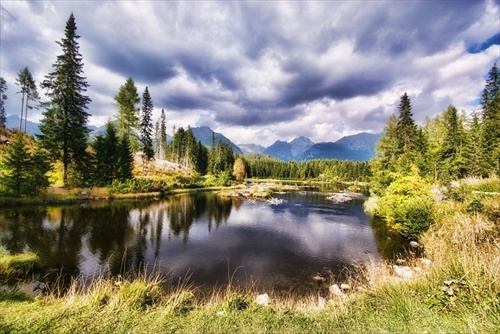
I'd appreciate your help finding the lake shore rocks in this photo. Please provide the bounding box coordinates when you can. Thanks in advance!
[326,191,365,203]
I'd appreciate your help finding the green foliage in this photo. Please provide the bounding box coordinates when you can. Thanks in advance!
[481,63,500,176]
[0,134,51,196]
[114,77,140,141]
[466,197,483,213]
[371,174,434,239]
[107,178,169,194]
[140,87,154,162]
[38,14,91,187]
[245,156,371,182]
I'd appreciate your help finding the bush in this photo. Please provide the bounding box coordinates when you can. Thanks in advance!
[373,174,434,239]
[466,197,483,213]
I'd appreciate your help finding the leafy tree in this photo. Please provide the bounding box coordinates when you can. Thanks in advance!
[233,157,246,183]
[481,63,500,175]
[0,77,7,128]
[38,13,91,187]
[370,173,434,239]
[114,77,140,141]
[140,87,154,164]
[15,66,39,132]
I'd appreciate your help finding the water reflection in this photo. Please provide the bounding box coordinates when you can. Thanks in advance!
[0,189,387,294]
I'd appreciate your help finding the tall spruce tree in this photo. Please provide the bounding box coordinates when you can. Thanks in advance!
[160,108,167,159]
[467,111,487,177]
[140,87,154,163]
[114,77,140,141]
[0,77,7,128]
[481,63,500,175]
[117,134,134,181]
[92,121,119,185]
[38,13,91,187]
[440,105,469,179]
[396,92,418,154]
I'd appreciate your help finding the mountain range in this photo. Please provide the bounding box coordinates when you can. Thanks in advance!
[5,114,380,161]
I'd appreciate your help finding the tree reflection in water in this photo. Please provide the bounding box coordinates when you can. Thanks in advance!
[0,190,385,295]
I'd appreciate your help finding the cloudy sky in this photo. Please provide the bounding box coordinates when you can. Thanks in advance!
[1,1,499,146]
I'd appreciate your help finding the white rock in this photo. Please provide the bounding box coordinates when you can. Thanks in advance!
[255,293,270,306]
[329,284,346,298]
[340,283,351,290]
[409,241,420,249]
[393,265,414,279]
[317,296,326,309]
[420,258,431,266]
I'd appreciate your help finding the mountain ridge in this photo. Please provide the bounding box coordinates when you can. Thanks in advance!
[4,115,380,162]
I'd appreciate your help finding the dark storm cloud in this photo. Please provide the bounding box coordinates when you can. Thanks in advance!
[176,53,241,91]
[90,46,177,84]
[1,0,498,145]
[353,1,485,57]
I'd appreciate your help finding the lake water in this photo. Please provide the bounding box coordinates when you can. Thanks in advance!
[0,186,395,295]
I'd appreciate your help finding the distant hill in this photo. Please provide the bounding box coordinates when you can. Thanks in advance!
[239,143,266,154]
[192,126,243,155]
[263,140,294,161]
[298,142,373,161]
[6,115,41,135]
[290,136,314,157]
[335,132,381,154]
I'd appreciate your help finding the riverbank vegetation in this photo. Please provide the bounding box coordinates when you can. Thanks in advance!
[0,178,498,333]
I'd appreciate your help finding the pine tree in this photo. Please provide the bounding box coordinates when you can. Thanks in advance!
[481,63,500,175]
[439,105,469,179]
[114,77,140,141]
[140,87,154,164]
[15,66,39,132]
[370,115,399,195]
[396,92,418,154]
[467,111,487,177]
[117,134,134,181]
[0,77,7,128]
[38,13,91,187]
[92,121,119,185]
[0,134,31,196]
[160,108,167,159]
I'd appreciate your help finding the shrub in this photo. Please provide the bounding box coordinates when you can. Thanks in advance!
[373,174,434,239]
[466,197,483,213]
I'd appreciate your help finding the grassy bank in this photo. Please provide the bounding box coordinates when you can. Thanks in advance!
[0,180,498,333]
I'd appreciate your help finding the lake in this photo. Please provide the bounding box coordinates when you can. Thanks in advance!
[0,186,397,295]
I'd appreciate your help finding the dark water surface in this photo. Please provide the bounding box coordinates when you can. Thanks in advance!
[0,187,393,295]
